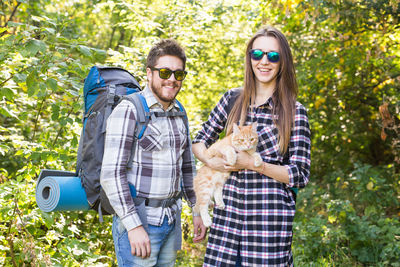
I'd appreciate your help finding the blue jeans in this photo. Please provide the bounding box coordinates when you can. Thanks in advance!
[112,215,177,267]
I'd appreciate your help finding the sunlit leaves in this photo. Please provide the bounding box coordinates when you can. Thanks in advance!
[0,0,399,266]
[23,39,47,57]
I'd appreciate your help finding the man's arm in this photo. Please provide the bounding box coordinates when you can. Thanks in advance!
[181,135,207,241]
[100,101,151,258]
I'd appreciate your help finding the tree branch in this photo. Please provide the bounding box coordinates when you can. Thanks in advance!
[43,95,80,169]
[0,66,29,88]
[2,2,21,28]
[0,2,21,38]
[6,197,19,267]
[32,96,46,140]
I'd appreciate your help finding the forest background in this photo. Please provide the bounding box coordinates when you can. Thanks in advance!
[0,0,399,266]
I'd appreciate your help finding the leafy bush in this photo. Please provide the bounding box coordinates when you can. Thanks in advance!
[293,163,400,266]
[1,0,399,266]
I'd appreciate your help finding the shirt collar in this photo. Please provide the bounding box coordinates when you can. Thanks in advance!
[143,85,180,111]
[254,96,274,109]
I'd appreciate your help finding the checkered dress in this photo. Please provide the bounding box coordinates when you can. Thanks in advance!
[193,89,311,266]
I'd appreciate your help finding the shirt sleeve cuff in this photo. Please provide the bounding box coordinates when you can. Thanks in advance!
[121,212,142,232]
[286,165,296,188]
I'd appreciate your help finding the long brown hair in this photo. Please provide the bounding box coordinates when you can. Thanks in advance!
[226,26,298,154]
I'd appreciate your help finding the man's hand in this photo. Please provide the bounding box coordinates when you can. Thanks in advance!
[193,215,207,243]
[127,226,151,258]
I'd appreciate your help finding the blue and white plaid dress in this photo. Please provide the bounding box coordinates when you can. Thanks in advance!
[193,89,311,266]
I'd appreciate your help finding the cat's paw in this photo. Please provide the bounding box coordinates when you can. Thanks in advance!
[202,215,212,227]
[215,197,225,209]
[253,153,263,167]
[225,151,237,166]
[215,202,225,209]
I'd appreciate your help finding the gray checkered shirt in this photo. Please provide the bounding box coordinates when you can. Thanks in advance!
[100,86,196,231]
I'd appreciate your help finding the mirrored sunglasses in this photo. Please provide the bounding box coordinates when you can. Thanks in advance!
[249,49,280,62]
[151,67,187,81]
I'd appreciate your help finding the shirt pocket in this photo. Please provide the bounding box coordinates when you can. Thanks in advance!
[176,121,188,150]
[258,125,280,158]
[138,124,163,151]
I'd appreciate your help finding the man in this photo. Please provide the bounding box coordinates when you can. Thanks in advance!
[100,39,206,266]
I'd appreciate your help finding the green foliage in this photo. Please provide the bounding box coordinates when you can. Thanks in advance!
[293,164,400,266]
[1,0,399,266]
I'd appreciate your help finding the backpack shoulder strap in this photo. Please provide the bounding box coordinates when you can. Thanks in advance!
[120,93,151,168]
[120,95,190,168]
[101,84,117,133]
[174,99,189,136]
[122,93,150,138]
[226,87,242,116]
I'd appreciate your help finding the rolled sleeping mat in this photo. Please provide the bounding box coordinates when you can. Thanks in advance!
[36,169,90,212]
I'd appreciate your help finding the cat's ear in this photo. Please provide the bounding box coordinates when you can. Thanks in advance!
[251,122,258,132]
[233,123,240,134]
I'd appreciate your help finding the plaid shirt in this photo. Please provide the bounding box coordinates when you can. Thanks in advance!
[193,89,311,266]
[100,86,196,231]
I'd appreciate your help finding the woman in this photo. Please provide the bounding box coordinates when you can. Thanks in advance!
[192,26,311,266]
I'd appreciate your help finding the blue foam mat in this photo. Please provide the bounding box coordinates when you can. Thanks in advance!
[36,172,90,212]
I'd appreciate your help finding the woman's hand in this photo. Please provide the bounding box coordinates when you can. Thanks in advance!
[206,156,229,172]
[223,151,254,171]
[224,150,290,184]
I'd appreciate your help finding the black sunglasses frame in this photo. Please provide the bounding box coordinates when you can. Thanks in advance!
[249,49,280,62]
[151,67,187,81]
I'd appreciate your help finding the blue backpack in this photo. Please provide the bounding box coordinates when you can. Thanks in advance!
[76,66,189,219]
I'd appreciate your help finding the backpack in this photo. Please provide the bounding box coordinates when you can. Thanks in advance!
[76,66,189,220]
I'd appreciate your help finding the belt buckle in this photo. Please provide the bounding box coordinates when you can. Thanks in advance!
[162,199,170,209]
[163,198,175,209]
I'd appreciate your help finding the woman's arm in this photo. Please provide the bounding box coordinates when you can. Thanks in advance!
[192,142,227,172]
[223,151,290,184]
[192,142,208,163]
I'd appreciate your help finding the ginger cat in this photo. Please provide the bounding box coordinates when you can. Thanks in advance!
[193,123,262,227]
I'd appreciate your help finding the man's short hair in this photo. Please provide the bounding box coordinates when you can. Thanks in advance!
[146,39,186,70]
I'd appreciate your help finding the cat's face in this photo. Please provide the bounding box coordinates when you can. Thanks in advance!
[231,124,258,151]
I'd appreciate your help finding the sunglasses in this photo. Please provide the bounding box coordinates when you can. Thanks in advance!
[249,49,280,62]
[151,67,187,81]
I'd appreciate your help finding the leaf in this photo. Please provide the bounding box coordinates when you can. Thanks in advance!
[26,71,37,97]
[13,73,27,83]
[7,21,23,27]
[78,45,92,57]
[0,106,19,120]
[43,27,56,34]
[93,48,107,60]
[41,211,55,229]
[364,206,376,217]
[24,39,47,56]
[366,181,374,190]
[51,104,60,120]
[46,78,58,91]
[328,215,337,224]
[31,15,45,22]
[0,88,14,99]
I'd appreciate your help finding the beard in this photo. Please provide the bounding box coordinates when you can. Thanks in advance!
[150,79,181,103]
